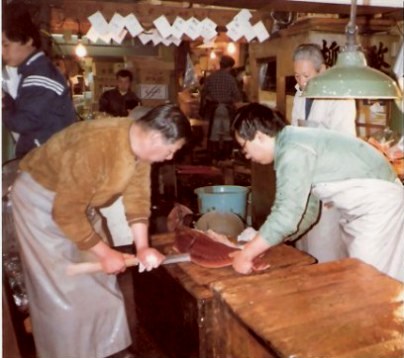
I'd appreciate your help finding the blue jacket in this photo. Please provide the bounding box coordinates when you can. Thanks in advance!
[3,51,76,157]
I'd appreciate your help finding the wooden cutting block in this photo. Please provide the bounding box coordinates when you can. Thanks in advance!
[132,232,316,358]
[211,258,404,358]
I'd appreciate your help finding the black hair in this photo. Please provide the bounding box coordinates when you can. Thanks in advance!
[232,103,287,140]
[220,55,235,69]
[2,3,41,49]
[136,104,192,144]
[116,69,133,82]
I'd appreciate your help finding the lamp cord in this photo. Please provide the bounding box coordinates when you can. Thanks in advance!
[76,18,83,39]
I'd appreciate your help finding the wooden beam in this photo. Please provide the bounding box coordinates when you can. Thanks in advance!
[161,0,402,16]
[280,17,396,36]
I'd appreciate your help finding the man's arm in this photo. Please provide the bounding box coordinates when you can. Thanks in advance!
[3,78,66,134]
[122,161,152,226]
[231,142,320,274]
[130,221,165,272]
[258,143,319,247]
[121,161,165,271]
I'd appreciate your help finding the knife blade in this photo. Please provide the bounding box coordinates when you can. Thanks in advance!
[66,252,191,276]
[162,253,191,264]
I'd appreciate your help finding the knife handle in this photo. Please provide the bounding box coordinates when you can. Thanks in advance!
[66,256,139,276]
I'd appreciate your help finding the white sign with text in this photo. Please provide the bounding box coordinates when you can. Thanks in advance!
[139,84,168,100]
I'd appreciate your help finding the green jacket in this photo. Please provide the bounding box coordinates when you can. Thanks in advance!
[259,126,397,246]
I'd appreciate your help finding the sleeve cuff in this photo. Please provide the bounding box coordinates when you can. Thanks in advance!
[127,216,149,227]
[258,227,284,247]
[77,232,102,250]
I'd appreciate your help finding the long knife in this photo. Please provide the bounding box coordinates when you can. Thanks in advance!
[66,253,191,276]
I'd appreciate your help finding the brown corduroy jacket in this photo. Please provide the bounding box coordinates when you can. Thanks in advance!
[20,117,151,250]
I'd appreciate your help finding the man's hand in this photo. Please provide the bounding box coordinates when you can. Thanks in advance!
[230,232,271,274]
[99,249,128,274]
[229,249,255,274]
[130,222,165,272]
[89,240,130,275]
[136,247,165,272]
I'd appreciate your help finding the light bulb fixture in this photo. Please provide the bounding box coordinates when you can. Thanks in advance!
[74,19,87,58]
[303,0,402,99]
[226,42,236,55]
[210,51,216,60]
[75,38,87,57]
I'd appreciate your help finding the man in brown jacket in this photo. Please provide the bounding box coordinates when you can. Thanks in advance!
[11,104,192,358]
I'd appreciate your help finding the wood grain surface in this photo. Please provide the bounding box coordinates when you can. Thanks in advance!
[211,258,404,358]
[134,232,316,358]
[151,232,316,297]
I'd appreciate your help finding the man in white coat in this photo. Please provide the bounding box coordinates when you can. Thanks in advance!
[292,43,357,263]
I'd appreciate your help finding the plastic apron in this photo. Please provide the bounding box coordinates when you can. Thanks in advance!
[312,178,404,282]
[11,172,131,358]
[209,104,232,142]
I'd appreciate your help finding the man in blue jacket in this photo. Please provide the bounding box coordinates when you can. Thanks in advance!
[2,4,75,158]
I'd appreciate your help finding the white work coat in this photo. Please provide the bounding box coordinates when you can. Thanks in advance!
[292,85,357,136]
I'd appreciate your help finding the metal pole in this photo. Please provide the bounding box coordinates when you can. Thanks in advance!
[346,0,358,50]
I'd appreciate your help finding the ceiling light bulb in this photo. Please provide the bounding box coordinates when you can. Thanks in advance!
[210,51,216,60]
[75,40,87,58]
[227,42,236,55]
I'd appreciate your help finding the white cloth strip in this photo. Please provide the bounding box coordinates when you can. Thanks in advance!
[26,51,44,66]
[24,75,64,93]
[23,75,64,95]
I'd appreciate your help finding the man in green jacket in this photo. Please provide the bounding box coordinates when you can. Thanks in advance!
[231,103,403,282]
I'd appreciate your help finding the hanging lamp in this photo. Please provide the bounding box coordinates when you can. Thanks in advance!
[303,0,402,99]
[74,19,87,58]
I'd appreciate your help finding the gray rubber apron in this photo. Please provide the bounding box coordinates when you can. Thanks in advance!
[312,178,404,282]
[11,172,131,358]
[209,104,232,142]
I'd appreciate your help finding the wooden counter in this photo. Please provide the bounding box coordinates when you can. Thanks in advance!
[132,232,316,358]
[211,258,404,358]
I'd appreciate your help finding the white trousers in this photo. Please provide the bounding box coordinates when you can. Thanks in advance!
[11,172,131,358]
[312,178,404,282]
